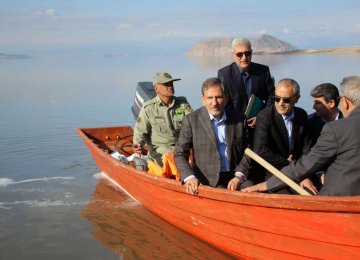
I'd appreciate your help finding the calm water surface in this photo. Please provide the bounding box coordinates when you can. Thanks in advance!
[0,53,358,259]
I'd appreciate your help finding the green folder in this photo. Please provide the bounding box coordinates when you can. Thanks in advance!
[245,94,265,119]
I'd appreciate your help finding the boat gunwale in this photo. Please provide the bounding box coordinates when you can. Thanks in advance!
[77,126,360,213]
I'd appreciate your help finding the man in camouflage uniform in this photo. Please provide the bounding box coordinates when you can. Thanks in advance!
[133,72,193,165]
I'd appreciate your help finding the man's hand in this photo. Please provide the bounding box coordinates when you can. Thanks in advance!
[320,173,325,185]
[241,182,267,193]
[227,177,241,191]
[287,154,296,163]
[185,177,200,195]
[300,178,318,195]
[247,117,256,128]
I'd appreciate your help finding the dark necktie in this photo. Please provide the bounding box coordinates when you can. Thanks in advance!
[284,116,293,149]
[242,72,251,99]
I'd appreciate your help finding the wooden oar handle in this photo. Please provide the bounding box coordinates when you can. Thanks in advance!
[244,148,311,196]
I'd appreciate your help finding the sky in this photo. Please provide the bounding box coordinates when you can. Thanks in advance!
[1,0,359,55]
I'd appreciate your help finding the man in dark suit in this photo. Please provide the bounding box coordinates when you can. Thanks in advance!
[242,76,360,196]
[217,37,275,128]
[253,78,314,194]
[174,77,251,195]
[308,83,343,188]
[308,83,343,147]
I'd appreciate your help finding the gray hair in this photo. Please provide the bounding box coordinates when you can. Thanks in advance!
[340,76,360,106]
[201,77,227,96]
[232,38,252,51]
[277,78,300,96]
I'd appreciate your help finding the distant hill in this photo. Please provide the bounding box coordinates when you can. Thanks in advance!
[186,34,360,56]
[0,52,29,59]
[186,34,298,56]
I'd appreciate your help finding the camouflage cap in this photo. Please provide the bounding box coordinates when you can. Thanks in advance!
[153,72,181,85]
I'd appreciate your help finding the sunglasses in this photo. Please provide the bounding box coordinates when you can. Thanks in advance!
[274,95,295,104]
[235,51,252,58]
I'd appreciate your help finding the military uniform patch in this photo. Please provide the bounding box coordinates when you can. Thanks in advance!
[175,108,184,115]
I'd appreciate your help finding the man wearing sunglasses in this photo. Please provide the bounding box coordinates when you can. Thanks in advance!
[242,76,360,196]
[217,37,275,129]
[252,78,315,194]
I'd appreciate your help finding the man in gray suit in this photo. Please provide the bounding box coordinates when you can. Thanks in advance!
[174,77,251,195]
[242,76,360,196]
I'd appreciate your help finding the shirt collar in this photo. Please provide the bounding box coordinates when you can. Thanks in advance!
[282,111,295,121]
[209,111,227,123]
[235,64,249,76]
[156,95,175,107]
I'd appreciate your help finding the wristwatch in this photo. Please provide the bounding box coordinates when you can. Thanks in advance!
[234,171,246,183]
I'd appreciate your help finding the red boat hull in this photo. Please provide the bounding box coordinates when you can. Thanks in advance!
[78,126,360,259]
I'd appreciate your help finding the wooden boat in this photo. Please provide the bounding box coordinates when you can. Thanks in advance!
[77,125,360,259]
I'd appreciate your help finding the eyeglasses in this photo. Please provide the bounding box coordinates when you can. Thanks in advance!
[274,95,295,104]
[235,51,252,58]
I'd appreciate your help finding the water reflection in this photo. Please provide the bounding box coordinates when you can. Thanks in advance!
[82,179,236,260]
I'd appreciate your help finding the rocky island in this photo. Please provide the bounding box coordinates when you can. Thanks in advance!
[186,34,360,56]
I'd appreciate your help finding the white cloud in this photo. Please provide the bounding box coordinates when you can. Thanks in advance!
[116,23,134,30]
[35,8,59,19]
[148,23,162,27]
[283,28,290,34]
[256,29,270,35]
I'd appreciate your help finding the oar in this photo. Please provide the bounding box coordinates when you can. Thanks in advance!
[244,148,311,196]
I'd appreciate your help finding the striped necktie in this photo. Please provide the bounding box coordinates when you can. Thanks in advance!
[284,116,293,148]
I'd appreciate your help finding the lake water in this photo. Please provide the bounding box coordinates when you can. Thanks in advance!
[0,53,358,259]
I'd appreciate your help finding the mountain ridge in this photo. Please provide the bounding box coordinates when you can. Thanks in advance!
[186,34,360,56]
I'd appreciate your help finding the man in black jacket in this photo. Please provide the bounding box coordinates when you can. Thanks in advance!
[242,76,360,196]
[308,83,343,147]
[217,37,274,128]
[253,78,315,194]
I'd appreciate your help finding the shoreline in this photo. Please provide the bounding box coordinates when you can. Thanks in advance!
[186,46,360,56]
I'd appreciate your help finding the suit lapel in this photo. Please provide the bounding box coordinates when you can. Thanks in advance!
[225,121,234,155]
[290,112,299,151]
[250,64,260,94]
[199,108,218,148]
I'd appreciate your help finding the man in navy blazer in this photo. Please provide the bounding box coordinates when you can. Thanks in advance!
[243,76,360,196]
[218,37,275,128]
[253,78,314,194]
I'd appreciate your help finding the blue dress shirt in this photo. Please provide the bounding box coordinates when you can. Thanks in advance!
[209,112,230,172]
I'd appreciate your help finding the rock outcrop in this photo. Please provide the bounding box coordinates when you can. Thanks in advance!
[186,34,298,56]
